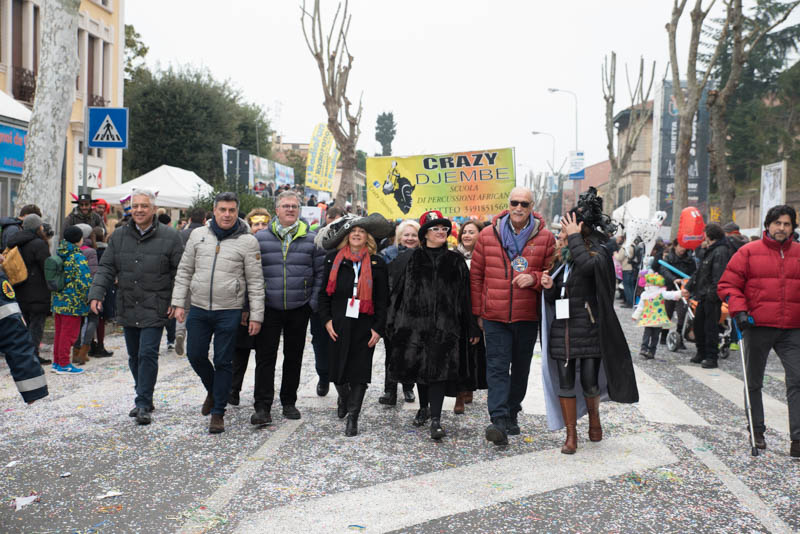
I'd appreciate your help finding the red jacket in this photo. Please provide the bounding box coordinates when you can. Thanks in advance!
[471,211,555,323]
[717,232,800,329]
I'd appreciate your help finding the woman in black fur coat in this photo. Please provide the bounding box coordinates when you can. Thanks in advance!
[387,211,480,440]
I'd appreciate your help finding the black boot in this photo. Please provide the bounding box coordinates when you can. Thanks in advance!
[430,417,445,440]
[334,384,350,419]
[402,385,416,403]
[345,383,367,437]
[378,386,397,406]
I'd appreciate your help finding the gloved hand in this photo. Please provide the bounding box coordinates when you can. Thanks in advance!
[735,312,751,332]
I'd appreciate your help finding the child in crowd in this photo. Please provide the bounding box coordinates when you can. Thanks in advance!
[632,272,682,360]
[51,226,92,375]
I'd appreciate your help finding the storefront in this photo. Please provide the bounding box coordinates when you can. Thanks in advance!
[0,91,31,218]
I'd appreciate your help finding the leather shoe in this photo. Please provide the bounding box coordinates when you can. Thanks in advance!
[316,381,329,397]
[485,419,509,445]
[791,440,799,458]
[135,407,151,425]
[250,407,271,426]
[228,391,240,406]
[403,388,415,403]
[701,359,718,369]
[690,354,704,364]
[412,407,430,427]
[282,405,302,420]
[378,390,397,406]
[430,418,445,440]
[506,414,521,436]
[201,394,214,416]
[753,431,766,450]
[129,405,154,417]
[209,414,224,434]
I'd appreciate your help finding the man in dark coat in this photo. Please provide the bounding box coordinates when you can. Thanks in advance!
[7,214,52,364]
[88,189,184,425]
[683,223,732,369]
[63,194,105,237]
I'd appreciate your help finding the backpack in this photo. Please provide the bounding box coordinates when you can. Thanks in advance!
[2,246,28,285]
[44,255,65,292]
[631,242,645,270]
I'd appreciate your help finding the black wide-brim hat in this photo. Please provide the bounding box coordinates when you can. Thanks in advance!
[418,210,452,241]
[315,213,394,251]
[72,193,94,204]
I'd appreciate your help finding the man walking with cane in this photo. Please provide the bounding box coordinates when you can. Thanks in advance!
[718,205,800,458]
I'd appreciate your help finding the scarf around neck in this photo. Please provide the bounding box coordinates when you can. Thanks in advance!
[500,213,537,260]
[326,247,374,315]
[210,217,240,241]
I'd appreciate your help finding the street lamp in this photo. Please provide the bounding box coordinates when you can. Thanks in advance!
[547,88,578,151]
[531,131,556,172]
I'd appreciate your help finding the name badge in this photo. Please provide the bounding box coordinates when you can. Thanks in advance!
[555,298,570,320]
[511,256,528,273]
[346,298,360,319]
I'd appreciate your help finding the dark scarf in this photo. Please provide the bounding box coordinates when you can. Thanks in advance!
[326,246,374,315]
[210,217,240,241]
[500,214,537,260]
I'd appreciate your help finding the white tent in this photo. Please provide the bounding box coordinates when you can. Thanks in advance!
[91,165,213,208]
[0,90,32,123]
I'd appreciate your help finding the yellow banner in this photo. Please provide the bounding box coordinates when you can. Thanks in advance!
[366,148,516,220]
[305,123,339,193]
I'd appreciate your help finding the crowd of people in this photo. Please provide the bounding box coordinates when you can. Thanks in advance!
[1,186,798,458]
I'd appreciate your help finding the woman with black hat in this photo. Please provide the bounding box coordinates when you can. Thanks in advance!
[387,210,480,440]
[540,187,638,454]
[317,214,391,436]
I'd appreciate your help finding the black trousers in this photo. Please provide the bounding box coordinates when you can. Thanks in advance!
[20,308,46,357]
[253,305,311,409]
[640,327,661,356]
[743,327,800,440]
[383,338,414,393]
[556,358,602,398]
[231,346,251,396]
[694,298,721,361]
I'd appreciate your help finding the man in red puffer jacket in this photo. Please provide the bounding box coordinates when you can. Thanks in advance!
[718,204,800,458]
[471,187,555,445]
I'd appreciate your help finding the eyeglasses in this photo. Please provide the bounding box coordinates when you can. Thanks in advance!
[428,226,449,233]
[510,200,531,208]
[279,205,299,210]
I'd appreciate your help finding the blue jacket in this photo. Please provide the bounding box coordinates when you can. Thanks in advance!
[52,240,91,316]
[256,220,324,312]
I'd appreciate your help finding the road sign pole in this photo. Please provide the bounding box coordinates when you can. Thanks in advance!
[82,106,89,195]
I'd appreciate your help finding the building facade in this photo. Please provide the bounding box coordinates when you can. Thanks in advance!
[0,0,124,217]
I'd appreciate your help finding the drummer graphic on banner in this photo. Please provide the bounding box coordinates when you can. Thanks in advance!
[366,148,516,220]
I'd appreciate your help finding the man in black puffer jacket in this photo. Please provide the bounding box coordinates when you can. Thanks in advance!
[7,214,52,364]
[683,223,732,369]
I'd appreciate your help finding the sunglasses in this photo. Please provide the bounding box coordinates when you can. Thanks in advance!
[510,200,531,208]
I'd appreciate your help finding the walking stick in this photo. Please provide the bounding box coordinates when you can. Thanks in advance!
[732,318,759,457]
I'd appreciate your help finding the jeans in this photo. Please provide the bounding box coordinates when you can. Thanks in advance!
[744,327,800,440]
[254,305,311,409]
[694,298,721,361]
[76,313,100,347]
[483,320,538,420]
[21,308,46,357]
[123,326,163,409]
[309,312,329,383]
[165,317,176,345]
[640,327,660,356]
[186,307,241,416]
[622,270,636,306]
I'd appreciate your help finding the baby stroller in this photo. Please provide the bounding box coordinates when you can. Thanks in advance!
[666,281,732,359]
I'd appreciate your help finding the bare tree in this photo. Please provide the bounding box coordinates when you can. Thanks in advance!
[17,0,81,227]
[707,0,800,223]
[666,0,733,237]
[301,0,363,207]
[602,52,656,212]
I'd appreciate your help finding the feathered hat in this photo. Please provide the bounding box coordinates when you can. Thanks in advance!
[314,213,394,250]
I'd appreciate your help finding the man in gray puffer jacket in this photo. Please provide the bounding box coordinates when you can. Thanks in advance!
[251,190,324,424]
[172,192,265,434]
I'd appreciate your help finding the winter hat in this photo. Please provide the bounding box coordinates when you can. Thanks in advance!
[418,210,452,241]
[76,223,93,239]
[645,273,665,286]
[22,213,43,232]
[722,221,740,233]
[315,213,394,250]
[64,225,83,244]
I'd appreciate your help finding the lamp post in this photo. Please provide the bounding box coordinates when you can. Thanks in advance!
[531,131,556,171]
[547,88,578,151]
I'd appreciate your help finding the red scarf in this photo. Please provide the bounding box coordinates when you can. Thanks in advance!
[325,247,374,315]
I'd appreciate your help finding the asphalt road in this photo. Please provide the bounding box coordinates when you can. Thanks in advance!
[1,301,797,534]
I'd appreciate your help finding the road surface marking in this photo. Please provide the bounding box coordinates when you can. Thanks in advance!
[633,364,709,426]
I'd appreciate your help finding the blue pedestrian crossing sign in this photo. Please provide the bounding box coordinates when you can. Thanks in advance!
[87,107,128,149]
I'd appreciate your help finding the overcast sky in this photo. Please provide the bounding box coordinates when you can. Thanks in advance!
[126,1,797,180]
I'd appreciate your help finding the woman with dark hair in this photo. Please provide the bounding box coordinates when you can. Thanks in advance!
[387,210,480,440]
[318,214,392,436]
[540,187,638,454]
[452,220,487,413]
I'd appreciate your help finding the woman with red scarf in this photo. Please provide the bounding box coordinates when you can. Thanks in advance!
[318,215,390,437]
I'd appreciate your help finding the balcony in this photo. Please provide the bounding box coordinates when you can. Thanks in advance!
[88,94,108,107]
[12,67,36,103]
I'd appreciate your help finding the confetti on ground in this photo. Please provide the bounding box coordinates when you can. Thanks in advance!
[348,525,366,531]
[11,493,40,511]
[4,460,19,468]
[626,473,646,489]
[60,472,72,478]
[97,504,123,514]
[95,490,123,500]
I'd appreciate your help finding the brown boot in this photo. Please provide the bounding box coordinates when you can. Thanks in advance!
[454,392,466,414]
[78,345,91,365]
[71,346,86,365]
[209,414,224,434]
[585,395,603,442]
[559,397,577,454]
[463,391,473,404]
[201,394,214,416]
